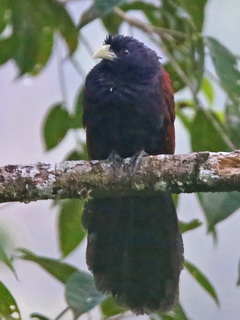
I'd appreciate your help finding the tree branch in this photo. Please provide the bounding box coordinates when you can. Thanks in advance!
[113,7,186,40]
[0,150,240,203]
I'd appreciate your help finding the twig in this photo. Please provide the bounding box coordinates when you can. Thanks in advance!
[70,56,86,79]
[54,306,71,320]
[56,38,69,107]
[114,7,186,40]
[200,105,236,150]
[152,37,196,91]
[80,33,95,56]
[205,69,220,85]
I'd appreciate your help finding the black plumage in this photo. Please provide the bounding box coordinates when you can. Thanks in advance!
[82,35,184,314]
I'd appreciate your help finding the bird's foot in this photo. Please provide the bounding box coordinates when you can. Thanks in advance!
[124,149,148,175]
[108,150,123,164]
[107,151,124,171]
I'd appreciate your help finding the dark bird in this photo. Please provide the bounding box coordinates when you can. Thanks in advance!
[82,35,184,314]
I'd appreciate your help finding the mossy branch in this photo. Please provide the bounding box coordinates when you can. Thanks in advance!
[0,150,240,203]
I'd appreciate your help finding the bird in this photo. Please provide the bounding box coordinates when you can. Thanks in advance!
[82,35,184,315]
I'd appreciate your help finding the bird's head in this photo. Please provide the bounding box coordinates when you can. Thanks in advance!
[93,35,160,80]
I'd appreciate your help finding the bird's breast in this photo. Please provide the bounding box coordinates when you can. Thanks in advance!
[94,75,156,108]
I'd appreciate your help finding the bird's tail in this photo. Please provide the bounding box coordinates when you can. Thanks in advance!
[82,194,184,314]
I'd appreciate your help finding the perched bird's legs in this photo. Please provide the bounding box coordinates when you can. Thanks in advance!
[107,151,124,178]
[107,150,124,166]
[124,149,148,175]
[107,150,148,176]
[108,150,123,162]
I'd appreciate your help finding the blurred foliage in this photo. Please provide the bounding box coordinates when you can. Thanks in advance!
[179,219,202,234]
[30,313,51,320]
[1,0,240,319]
[184,260,219,305]
[198,192,240,232]
[150,303,189,320]
[0,0,78,75]
[65,271,105,318]
[18,248,78,283]
[0,227,17,278]
[0,282,22,320]
[58,199,86,258]
[101,296,128,317]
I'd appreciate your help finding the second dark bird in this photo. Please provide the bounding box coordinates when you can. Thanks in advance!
[82,35,184,314]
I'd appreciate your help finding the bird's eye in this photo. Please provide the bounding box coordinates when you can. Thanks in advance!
[122,49,129,55]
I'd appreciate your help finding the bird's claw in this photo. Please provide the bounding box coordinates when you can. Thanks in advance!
[124,149,148,175]
[108,150,123,163]
[107,151,124,172]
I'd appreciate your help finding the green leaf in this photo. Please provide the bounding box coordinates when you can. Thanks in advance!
[191,108,229,152]
[184,260,219,305]
[179,0,208,31]
[172,194,179,207]
[18,249,78,283]
[160,1,205,94]
[176,101,194,131]
[37,0,78,54]
[0,228,17,278]
[79,0,125,29]
[0,0,10,34]
[58,199,86,258]
[191,108,240,230]
[65,271,106,317]
[31,27,54,75]
[205,37,240,103]
[43,103,71,150]
[101,296,127,317]
[0,281,22,320]
[10,0,42,74]
[171,304,189,320]
[0,247,17,279]
[201,77,215,104]
[179,219,202,233]
[94,0,125,12]
[191,37,205,93]
[65,147,88,161]
[198,192,240,230]
[225,102,240,148]
[65,150,82,161]
[5,0,78,75]
[120,2,160,26]
[101,12,122,34]
[30,313,51,320]
[71,87,84,129]
[151,303,189,320]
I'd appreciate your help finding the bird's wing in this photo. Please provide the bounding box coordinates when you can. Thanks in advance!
[161,69,175,154]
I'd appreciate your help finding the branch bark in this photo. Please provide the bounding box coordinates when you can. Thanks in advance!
[0,150,240,203]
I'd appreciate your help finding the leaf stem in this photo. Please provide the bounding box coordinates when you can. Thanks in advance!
[54,307,71,320]
[56,38,69,108]
[80,33,95,56]
[114,7,187,39]
[70,56,86,79]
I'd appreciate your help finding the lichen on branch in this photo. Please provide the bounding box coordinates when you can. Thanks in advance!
[0,150,240,203]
